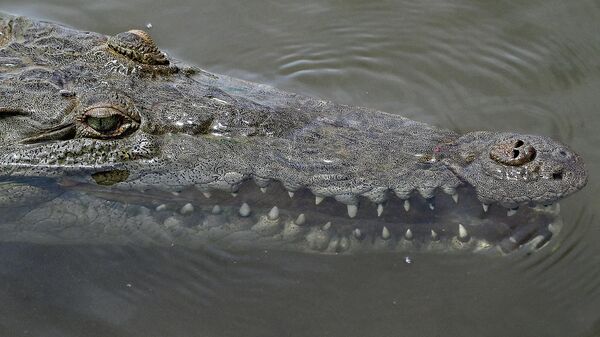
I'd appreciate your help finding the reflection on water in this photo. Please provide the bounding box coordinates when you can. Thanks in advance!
[1,0,600,336]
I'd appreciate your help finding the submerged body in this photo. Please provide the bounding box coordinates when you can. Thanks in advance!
[0,14,587,253]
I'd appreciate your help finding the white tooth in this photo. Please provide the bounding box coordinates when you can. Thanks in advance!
[180,203,194,215]
[429,203,435,210]
[155,204,167,211]
[171,191,180,196]
[404,200,410,212]
[239,202,251,217]
[452,193,459,203]
[322,222,331,230]
[294,213,306,226]
[381,226,391,240]
[202,191,212,199]
[347,204,358,218]
[339,237,350,252]
[482,203,489,212]
[231,192,238,197]
[353,228,362,239]
[507,208,517,217]
[288,191,295,198]
[431,230,438,241]
[267,206,279,220]
[211,205,222,214]
[377,204,384,217]
[260,187,267,193]
[315,196,324,205]
[404,229,413,240]
[306,228,331,251]
[458,224,469,241]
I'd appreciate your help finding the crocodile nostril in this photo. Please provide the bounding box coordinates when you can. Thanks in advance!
[552,171,563,180]
[490,138,537,166]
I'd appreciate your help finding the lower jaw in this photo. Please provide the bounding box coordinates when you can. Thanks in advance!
[20,178,559,255]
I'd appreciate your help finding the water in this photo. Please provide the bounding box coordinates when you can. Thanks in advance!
[1,0,600,336]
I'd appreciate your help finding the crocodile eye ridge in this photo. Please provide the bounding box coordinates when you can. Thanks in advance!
[108,30,169,65]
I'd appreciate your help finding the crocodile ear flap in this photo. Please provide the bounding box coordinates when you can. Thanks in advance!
[107,30,169,65]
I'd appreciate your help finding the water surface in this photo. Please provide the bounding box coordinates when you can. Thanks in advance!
[1,1,599,336]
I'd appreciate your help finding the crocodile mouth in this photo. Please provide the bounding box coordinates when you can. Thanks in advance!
[65,177,561,254]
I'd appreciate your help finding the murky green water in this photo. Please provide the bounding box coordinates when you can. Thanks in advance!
[1,1,599,336]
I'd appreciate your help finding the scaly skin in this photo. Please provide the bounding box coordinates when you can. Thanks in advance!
[0,14,587,254]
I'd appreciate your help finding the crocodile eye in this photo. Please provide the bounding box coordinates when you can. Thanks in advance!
[490,138,537,166]
[78,103,140,139]
[86,115,122,132]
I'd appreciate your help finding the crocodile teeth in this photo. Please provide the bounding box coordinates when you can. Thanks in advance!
[322,222,331,230]
[294,213,306,226]
[404,200,410,212]
[315,196,324,205]
[347,204,358,218]
[482,203,489,212]
[211,205,222,214]
[155,204,167,211]
[267,206,279,220]
[180,203,194,215]
[381,226,391,240]
[431,229,439,241]
[231,192,238,197]
[339,237,350,252]
[404,229,413,240]
[288,191,294,198]
[239,203,251,217]
[353,228,363,239]
[202,191,212,199]
[507,207,518,217]
[429,203,435,211]
[306,228,331,251]
[452,194,459,203]
[458,224,470,242]
[377,204,384,217]
[260,187,267,193]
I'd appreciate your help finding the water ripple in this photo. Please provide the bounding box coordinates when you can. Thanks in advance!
[267,0,600,128]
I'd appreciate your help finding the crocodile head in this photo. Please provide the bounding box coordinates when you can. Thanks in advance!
[441,132,587,208]
[0,14,588,254]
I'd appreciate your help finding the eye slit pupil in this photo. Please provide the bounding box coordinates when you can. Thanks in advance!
[86,115,121,132]
[559,150,567,156]
[512,149,520,159]
[515,140,524,147]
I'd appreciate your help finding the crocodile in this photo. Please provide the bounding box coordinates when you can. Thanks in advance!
[0,14,588,254]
